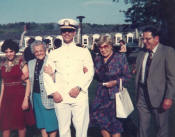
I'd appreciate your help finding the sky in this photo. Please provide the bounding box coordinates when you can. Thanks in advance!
[0,0,131,25]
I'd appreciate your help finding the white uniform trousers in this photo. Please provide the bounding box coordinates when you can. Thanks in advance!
[54,101,89,137]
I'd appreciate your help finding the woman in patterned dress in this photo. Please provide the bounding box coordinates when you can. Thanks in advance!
[0,39,35,137]
[90,35,131,137]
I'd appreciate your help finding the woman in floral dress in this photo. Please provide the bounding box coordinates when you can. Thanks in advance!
[90,35,131,137]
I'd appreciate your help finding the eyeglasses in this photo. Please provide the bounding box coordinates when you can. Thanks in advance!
[141,37,153,41]
[61,29,75,33]
[99,45,110,50]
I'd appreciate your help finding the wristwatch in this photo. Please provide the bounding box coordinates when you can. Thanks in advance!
[77,86,82,91]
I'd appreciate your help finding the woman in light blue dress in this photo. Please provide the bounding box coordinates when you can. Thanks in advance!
[28,40,58,137]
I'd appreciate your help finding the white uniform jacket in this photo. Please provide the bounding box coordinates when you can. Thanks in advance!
[43,42,94,103]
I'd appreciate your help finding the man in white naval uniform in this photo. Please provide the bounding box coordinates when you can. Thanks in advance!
[43,18,94,137]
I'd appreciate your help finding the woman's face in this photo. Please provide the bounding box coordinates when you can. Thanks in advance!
[33,45,46,60]
[99,43,113,58]
[5,48,16,61]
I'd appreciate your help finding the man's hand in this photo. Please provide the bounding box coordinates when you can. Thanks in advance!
[69,87,80,98]
[52,92,63,103]
[162,98,173,110]
[44,64,54,76]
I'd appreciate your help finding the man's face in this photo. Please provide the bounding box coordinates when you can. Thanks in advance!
[143,31,159,51]
[61,29,76,44]
[119,42,124,46]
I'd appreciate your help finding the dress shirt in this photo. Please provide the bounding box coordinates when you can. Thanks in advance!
[43,42,94,103]
[141,44,159,83]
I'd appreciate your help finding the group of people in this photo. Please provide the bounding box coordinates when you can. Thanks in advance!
[23,37,62,63]
[0,18,175,137]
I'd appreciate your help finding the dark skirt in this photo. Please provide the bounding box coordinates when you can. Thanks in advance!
[90,86,123,135]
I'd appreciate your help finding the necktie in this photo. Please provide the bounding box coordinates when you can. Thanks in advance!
[143,51,154,109]
[144,51,153,82]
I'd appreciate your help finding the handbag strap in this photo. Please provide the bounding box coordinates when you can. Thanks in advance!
[119,78,123,91]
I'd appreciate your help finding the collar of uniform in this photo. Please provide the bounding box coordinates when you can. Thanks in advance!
[62,41,76,47]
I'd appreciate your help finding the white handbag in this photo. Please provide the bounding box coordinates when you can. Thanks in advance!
[115,79,134,118]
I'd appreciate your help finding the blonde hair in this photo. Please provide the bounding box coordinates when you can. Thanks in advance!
[97,35,113,47]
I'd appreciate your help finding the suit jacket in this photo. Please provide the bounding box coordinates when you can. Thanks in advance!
[28,56,55,109]
[135,43,175,108]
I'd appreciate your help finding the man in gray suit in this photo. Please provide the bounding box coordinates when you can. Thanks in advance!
[135,26,175,137]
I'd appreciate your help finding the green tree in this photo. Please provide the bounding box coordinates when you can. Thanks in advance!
[113,0,175,46]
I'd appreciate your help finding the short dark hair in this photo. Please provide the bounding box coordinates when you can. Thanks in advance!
[27,38,35,46]
[1,39,19,53]
[119,40,125,44]
[54,38,62,49]
[143,26,160,37]
[43,39,51,45]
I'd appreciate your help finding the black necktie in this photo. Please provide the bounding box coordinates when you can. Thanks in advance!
[144,51,153,82]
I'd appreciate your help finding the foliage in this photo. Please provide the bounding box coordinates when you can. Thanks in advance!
[125,0,162,27]
[113,0,175,46]
[0,22,132,40]
[112,0,162,27]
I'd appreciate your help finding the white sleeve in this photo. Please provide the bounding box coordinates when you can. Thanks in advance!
[78,48,94,92]
[43,53,57,95]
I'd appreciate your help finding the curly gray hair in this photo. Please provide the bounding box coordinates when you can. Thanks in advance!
[30,40,47,54]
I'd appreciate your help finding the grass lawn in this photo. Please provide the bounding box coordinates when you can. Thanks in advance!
[0,78,137,137]
[0,57,175,137]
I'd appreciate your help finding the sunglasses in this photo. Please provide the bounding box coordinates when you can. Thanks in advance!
[61,29,75,33]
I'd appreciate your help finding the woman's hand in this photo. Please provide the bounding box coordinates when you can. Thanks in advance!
[83,66,88,73]
[22,97,29,110]
[21,72,29,81]
[44,64,54,76]
[103,80,117,88]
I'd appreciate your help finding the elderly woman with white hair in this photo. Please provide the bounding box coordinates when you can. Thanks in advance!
[28,40,58,137]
